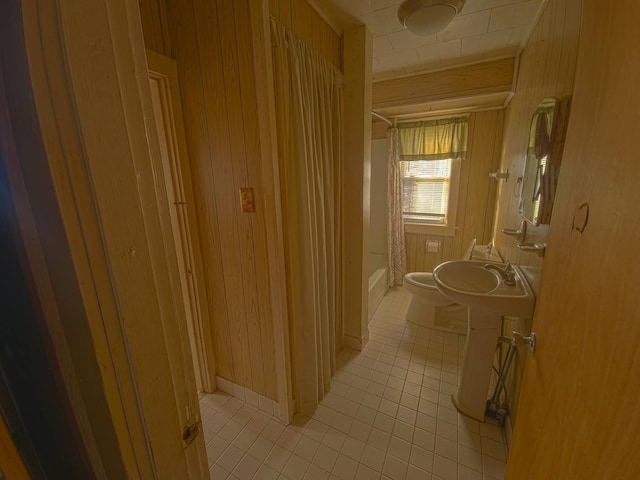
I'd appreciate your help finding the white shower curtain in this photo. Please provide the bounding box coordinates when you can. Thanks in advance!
[271,20,343,415]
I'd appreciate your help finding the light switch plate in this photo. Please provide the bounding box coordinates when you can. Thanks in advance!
[239,187,256,213]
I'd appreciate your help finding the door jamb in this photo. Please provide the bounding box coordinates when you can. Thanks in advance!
[146,49,217,393]
[16,0,208,476]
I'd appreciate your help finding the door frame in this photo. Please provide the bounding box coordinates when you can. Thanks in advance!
[146,50,216,393]
[12,0,208,477]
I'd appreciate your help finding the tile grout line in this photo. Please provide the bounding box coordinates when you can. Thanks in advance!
[201,286,507,480]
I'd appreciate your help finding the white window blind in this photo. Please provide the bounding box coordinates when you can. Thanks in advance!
[400,158,451,223]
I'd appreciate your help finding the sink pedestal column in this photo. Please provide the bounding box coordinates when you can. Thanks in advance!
[452,308,501,421]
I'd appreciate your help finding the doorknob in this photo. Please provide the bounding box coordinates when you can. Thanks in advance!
[512,331,536,353]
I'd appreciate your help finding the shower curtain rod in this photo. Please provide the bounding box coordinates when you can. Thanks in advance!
[371,111,393,126]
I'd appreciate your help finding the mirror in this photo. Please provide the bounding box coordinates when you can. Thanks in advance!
[520,97,570,225]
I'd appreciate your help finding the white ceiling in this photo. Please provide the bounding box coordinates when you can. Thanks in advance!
[315,0,546,81]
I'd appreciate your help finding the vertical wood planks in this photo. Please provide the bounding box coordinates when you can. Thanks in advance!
[278,0,292,29]
[490,0,582,428]
[332,32,342,70]
[159,0,279,398]
[230,0,278,397]
[320,21,334,65]
[452,114,475,259]
[165,0,235,383]
[138,0,165,54]
[483,110,504,240]
[462,110,502,248]
[404,111,504,272]
[310,10,322,57]
[215,0,262,393]
[270,0,342,71]
[139,0,341,401]
[269,0,279,20]
[494,0,581,269]
[291,0,312,46]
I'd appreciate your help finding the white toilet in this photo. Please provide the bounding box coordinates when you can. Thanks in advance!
[403,240,502,334]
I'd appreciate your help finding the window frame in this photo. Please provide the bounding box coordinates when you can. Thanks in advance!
[402,157,461,237]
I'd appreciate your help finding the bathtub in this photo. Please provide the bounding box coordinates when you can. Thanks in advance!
[368,253,388,322]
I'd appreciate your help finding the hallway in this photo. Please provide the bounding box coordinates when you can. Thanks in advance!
[201,287,507,479]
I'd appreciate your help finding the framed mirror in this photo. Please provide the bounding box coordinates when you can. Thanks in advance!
[520,97,570,225]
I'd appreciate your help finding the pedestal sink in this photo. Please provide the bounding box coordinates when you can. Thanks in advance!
[433,260,536,421]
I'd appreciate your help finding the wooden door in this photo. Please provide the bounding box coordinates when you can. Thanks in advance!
[147,51,216,394]
[506,1,640,478]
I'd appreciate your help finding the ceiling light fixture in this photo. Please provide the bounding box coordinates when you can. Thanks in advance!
[398,0,466,36]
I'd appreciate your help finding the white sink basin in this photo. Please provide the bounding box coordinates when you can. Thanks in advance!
[433,260,536,318]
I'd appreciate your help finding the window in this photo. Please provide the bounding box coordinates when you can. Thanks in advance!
[400,158,451,224]
[396,116,467,233]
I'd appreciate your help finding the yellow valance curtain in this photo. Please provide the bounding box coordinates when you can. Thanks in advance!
[398,117,468,161]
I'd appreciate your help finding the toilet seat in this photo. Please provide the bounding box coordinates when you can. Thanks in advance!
[404,272,457,307]
[402,239,489,333]
[403,272,436,288]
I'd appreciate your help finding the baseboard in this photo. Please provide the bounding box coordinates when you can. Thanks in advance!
[214,375,281,420]
[343,331,368,351]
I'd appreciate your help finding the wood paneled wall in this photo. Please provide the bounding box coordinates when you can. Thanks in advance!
[371,118,390,140]
[269,0,342,70]
[139,0,280,399]
[493,0,582,268]
[405,110,504,272]
[373,57,515,110]
[138,0,338,402]
[490,0,582,429]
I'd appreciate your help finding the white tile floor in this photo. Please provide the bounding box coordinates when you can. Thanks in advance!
[201,287,507,480]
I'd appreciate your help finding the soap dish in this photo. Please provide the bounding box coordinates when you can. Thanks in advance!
[518,242,546,257]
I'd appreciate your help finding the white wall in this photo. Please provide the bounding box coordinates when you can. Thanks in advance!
[369,138,388,270]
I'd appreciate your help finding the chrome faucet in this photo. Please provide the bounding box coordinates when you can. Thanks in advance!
[485,261,516,286]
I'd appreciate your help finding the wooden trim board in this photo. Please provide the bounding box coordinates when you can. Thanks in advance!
[146,49,217,394]
[249,0,294,422]
[373,57,516,110]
